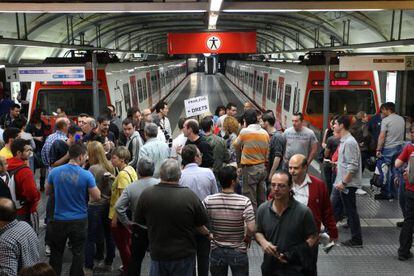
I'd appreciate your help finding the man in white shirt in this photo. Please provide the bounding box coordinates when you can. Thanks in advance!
[156,101,172,148]
[170,118,187,164]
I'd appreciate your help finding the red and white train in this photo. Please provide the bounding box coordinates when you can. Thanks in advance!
[28,59,187,121]
[226,59,381,130]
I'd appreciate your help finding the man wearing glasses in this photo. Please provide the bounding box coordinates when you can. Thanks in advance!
[7,138,40,234]
[255,171,318,276]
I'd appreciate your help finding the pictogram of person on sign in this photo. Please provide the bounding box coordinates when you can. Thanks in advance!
[206,36,221,50]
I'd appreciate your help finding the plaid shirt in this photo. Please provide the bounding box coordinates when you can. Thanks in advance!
[0,220,40,275]
[41,130,67,168]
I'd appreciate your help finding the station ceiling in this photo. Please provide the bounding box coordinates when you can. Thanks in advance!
[0,1,414,63]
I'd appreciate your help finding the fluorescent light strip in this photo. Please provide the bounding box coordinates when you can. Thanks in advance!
[222,9,383,12]
[0,9,206,13]
[210,0,223,12]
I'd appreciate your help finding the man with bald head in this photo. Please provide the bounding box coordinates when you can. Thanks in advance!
[289,154,338,274]
[0,197,40,275]
[41,117,70,169]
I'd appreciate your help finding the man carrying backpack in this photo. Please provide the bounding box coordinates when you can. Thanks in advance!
[395,124,414,261]
[7,138,40,234]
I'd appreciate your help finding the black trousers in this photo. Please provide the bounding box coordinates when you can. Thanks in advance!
[399,190,414,257]
[48,219,87,276]
[128,227,149,276]
[193,234,210,276]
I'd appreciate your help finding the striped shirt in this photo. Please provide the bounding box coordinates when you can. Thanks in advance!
[233,124,269,165]
[203,193,255,252]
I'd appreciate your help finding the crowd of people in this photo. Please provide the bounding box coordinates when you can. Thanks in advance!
[0,98,412,276]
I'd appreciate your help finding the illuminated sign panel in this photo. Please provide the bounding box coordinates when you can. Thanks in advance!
[167,31,257,54]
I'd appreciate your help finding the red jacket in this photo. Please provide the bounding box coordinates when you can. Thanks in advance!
[308,175,338,240]
[7,157,40,215]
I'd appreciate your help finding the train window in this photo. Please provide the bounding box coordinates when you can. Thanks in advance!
[267,79,272,100]
[306,89,376,115]
[137,79,143,103]
[249,73,253,87]
[293,86,300,114]
[151,75,157,94]
[123,83,131,111]
[256,76,260,93]
[35,89,107,116]
[142,78,148,100]
[284,84,292,111]
[271,80,277,102]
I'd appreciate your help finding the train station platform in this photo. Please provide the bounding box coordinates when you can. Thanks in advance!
[37,73,409,276]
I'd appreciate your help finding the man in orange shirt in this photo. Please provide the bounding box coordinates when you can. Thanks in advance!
[234,109,269,212]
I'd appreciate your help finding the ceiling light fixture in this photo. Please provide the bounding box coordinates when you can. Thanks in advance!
[210,0,223,12]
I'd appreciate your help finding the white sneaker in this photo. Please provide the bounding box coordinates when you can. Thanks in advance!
[83,268,93,276]
[45,245,51,257]
[356,188,367,195]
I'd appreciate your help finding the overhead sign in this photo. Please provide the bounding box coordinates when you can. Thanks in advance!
[168,31,256,54]
[339,56,414,71]
[5,66,86,82]
[184,95,210,117]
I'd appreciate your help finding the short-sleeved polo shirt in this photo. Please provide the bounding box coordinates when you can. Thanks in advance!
[256,199,317,271]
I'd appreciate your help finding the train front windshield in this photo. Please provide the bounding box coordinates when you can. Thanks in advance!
[306,89,376,115]
[35,89,107,116]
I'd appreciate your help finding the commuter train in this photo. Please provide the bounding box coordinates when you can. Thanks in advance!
[28,59,187,121]
[225,59,381,130]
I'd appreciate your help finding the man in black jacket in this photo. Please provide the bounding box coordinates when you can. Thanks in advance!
[183,119,214,168]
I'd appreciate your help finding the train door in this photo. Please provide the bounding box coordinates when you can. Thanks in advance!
[146,72,152,107]
[252,70,257,101]
[156,70,161,102]
[276,76,284,121]
[262,73,268,109]
[129,75,138,108]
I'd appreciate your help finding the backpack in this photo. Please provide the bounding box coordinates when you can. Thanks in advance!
[7,165,28,210]
[408,153,414,184]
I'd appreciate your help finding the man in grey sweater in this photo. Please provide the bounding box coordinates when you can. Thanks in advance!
[331,115,363,248]
[115,157,159,276]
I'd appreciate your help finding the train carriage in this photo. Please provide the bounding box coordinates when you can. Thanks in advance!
[226,59,381,131]
[28,59,187,123]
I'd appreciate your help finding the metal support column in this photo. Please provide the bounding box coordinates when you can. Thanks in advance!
[66,15,70,44]
[322,52,331,136]
[398,10,403,40]
[23,14,28,39]
[15,13,20,40]
[390,10,395,40]
[92,52,99,118]
[347,19,351,45]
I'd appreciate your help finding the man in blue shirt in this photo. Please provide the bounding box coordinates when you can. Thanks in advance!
[46,143,101,276]
[179,144,217,276]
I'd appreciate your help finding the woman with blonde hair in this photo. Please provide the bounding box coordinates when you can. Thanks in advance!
[223,116,240,165]
[109,146,137,275]
[84,141,116,274]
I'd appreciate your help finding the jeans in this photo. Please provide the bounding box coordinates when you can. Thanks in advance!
[210,247,248,276]
[48,219,88,276]
[128,227,149,276]
[331,187,345,222]
[380,145,403,198]
[322,163,334,196]
[85,204,115,269]
[242,163,267,212]
[398,190,414,257]
[193,234,210,276]
[396,168,407,218]
[332,187,362,242]
[150,255,195,276]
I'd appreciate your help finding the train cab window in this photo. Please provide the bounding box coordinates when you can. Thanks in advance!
[267,79,272,100]
[35,89,107,116]
[137,79,143,103]
[284,84,292,111]
[142,78,148,100]
[271,80,277,103]
[306,89,376,115]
